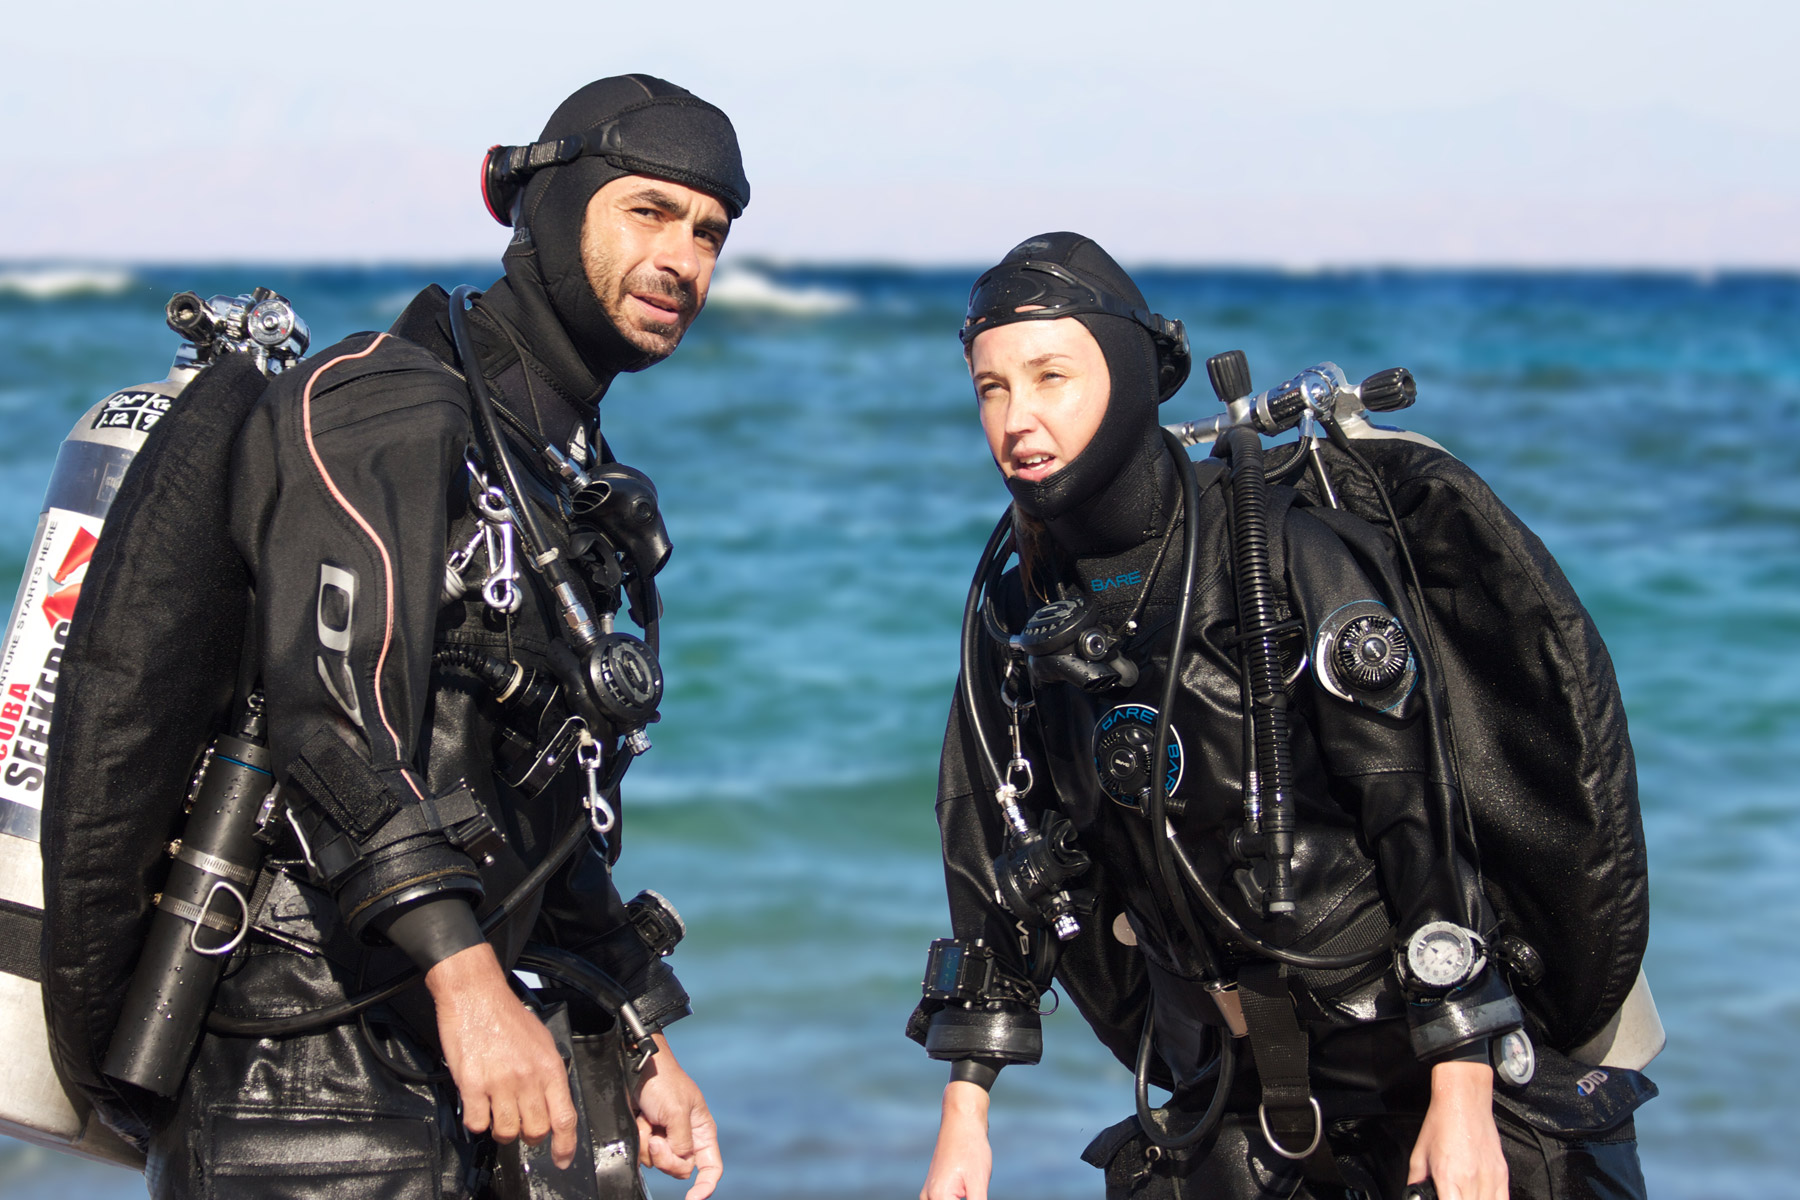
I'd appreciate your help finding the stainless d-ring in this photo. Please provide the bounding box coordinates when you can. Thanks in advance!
[189,879,250,957]
[1258,1097,1323,1160]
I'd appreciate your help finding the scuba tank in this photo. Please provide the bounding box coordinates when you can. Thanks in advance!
[0,290,306,1164]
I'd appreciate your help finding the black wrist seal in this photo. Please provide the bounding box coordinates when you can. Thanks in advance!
[1408,969,1524,1062]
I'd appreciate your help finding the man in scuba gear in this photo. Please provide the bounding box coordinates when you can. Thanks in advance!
[126,75,747,1199]
[912,234,1653,1200]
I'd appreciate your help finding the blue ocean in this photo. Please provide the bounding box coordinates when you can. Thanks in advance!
[1,262,1795,1199]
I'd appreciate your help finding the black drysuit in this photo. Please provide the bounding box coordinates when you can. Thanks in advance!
[145,281,678,1199]
[921,461,1654,1199]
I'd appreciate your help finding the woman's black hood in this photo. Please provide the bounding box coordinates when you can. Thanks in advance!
[970,232,1177,557]
[489,74,750,403]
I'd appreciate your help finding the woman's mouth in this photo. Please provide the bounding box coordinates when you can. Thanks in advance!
[1013,451,1058,482]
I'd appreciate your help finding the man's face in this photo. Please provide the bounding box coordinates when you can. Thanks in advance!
[580,176,731,362]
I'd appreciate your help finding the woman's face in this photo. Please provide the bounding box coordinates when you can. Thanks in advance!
[969,317,1111,485]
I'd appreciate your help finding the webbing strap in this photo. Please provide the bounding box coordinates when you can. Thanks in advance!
[287,727,402,840]
[0,899,42,983]
[1237,962,1342,1182]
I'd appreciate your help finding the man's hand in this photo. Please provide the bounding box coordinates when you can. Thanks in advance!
[633,1034,722,1200]
[1408,1059,1508,1200]
[922,1081,992,1200]
[426,943,579,1170]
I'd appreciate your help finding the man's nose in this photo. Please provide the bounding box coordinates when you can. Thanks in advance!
[652,222,702,282]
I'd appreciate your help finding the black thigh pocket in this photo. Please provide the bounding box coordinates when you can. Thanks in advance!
[203,1108,444,1200]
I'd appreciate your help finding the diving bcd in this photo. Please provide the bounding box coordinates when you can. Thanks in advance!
[0,290,305,1164]
[1168,351,1661,1065]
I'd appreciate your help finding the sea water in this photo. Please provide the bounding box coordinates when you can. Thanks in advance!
[1,263,1794,1198]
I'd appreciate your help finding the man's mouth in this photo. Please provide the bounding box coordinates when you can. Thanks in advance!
[628,291,684,325]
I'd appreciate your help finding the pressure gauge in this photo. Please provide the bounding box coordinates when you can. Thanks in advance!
[1493,1029,1536,1086]
[1403,921,1486,991]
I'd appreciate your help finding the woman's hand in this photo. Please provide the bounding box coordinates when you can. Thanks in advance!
[426,943,579,1169]
[633,1034,723,1200]
[1408,1059,1508,1200]
[922,1081,993,1200]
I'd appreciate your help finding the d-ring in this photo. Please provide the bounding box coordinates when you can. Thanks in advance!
[1257,1097,1323,1160]
[189,879,250,957]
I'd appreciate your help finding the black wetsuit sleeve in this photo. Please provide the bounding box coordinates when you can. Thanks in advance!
[230,338,484,955]
[1285,507,1476,935]
[1286,506,1519,1058]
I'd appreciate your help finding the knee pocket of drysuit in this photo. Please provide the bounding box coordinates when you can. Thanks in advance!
[1084,1113,1306,1200]
[1497,1110,1648,1200]
[195,1107,453,1200]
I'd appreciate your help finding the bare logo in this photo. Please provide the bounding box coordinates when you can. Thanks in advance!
[315,564,363,728]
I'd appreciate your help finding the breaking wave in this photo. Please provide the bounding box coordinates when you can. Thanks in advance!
[0,266,136,300]
[706,268,854,315]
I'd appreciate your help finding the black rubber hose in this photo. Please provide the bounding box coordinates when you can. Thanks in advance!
[207,757,631,1038]
[432,644,558,717]
[448,286,599,653]
[958,511,1019,798]
[1134,1010,1235,1151]
[1221,425,1297,912]
[1148,431,1214,974]
[1164,826,1384,970]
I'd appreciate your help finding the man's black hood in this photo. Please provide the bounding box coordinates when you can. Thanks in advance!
[488,74,750,400]
[976,232,1176,558]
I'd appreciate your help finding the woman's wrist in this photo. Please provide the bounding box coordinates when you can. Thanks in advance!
[943,1080,991,1123]
[1429,1057,1495,1106]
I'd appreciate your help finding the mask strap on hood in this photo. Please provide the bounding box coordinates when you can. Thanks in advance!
[961,259,1193,402]
[482,96,750,225]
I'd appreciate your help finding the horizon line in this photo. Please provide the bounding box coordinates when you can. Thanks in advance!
[4,257,1799,278]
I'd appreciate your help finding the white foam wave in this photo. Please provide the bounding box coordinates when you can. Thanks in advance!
[0,266,135,299]
[706,269,854,315]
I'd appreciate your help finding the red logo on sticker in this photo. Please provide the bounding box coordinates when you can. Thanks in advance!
[43,583,81,626]
[54,527,98,585]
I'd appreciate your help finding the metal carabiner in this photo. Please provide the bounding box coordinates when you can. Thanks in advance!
[481,520,523,613]
[577,732,616,835]
[447,525,486,576]
[475,484,513,524]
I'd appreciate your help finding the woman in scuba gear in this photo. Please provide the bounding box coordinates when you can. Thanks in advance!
[911,233,1652,1200]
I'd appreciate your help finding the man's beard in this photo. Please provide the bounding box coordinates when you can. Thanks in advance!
[583,243,699,362]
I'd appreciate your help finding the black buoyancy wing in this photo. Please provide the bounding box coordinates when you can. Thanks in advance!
[40,351,268,1142]
[1308,435,1648,1052]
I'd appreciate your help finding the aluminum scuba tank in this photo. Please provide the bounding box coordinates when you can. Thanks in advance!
[0,288,306,1165]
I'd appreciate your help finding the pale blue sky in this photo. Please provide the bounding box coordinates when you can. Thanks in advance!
[3,0,1795,266]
